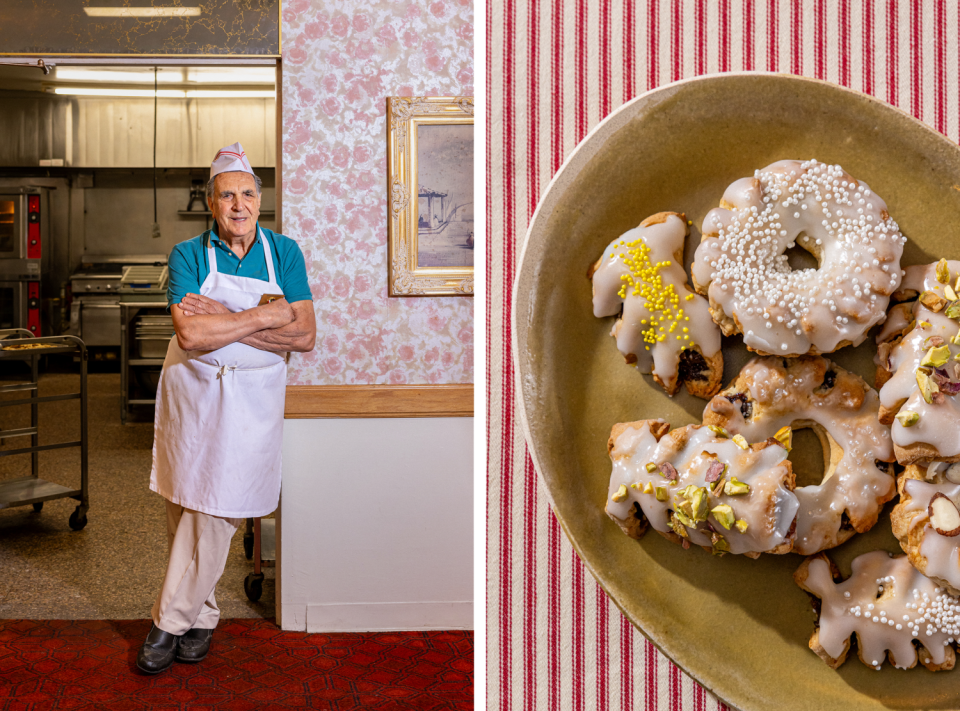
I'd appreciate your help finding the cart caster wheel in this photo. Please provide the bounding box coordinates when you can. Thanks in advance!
[32,502,43,513]
[68,507,87,531]
[244,573,264,602]
[243,532,254,560]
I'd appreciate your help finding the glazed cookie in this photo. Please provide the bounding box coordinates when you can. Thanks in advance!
[605,420,798,558]
[691,159,906,356]
[591,211,723,398]
[702,356,896,555]
[795,551,959,671]
[876,260,960,465]
[890,462,960,596]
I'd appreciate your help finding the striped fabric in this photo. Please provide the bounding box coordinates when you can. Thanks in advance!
[487,1,960,709]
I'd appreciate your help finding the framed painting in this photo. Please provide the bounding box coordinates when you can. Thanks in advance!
[386,96,474,296]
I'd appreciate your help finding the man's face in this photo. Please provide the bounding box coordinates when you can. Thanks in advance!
[209,171,261,241]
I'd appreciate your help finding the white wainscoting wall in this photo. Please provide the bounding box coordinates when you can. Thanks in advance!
[278,417,473,632]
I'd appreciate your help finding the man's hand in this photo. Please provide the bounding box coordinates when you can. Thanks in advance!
[240,300,316,353]
[180,293,230,316]
[257,298,297,329]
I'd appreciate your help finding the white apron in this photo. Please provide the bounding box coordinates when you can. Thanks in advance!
[150,229,286,518]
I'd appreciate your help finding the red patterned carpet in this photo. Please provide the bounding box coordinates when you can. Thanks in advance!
[0,619,473,710]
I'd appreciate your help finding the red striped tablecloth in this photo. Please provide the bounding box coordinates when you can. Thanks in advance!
[487,1,960,709]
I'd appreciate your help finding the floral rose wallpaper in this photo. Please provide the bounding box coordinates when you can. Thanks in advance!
[281,0,474,385]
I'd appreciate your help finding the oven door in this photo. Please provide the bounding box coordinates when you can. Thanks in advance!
[0,281,30,332]
[0,194,26,260]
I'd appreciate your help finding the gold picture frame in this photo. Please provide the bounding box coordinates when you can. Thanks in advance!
[387,96,474,296]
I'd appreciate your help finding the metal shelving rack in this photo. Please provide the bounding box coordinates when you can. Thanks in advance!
[0,329,89,530]
[120,299,168,424]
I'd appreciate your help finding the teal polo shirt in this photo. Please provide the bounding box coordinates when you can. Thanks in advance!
[167,224,313,309]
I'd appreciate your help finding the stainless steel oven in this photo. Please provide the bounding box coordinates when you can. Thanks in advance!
[0,189,44,265]
[0,188,46,335]
[0,280,40,334]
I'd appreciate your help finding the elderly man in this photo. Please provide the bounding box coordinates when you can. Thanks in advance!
[137,143,315,674]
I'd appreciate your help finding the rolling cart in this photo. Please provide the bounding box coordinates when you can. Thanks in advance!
[242,517,275,602]
[0,330,89,530]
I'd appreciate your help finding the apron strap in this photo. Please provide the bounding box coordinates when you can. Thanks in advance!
[259,226,279,287]
[206,233,219,276]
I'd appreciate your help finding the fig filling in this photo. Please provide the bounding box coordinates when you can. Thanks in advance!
[816,369,838,392]
[725,392,753,419]
[678,348,709,382]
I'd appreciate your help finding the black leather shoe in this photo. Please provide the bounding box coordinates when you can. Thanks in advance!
[177,627,214,662]
[136,624,181,674]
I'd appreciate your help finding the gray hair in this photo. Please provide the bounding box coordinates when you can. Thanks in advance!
[206,171,263,202]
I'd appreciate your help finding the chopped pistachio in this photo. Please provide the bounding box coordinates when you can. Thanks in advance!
[895,410,920,427]
[675,497,694,520]
[669,513,689,539]
[735,519,749,533]
[921,291,948,312]
[655,486,668,502]
[732,434,749,450]
[952,329,960,346]
[917,368,940,404]
[711,504,735,530]
[690,486,709,522]
[673,508,695,528]
[922,345,952,368]
[645,462,658,473]
[611,484,628,503]
[937,258,951,284]
[642,482,654,494]
[946,301,960,320]
[920,321,932,329]
[724,477,751,496]
[707,425,729,438]
[710,532,730,555]
[947,286,959,302]
[711,476,726,493]
[630,482,641,490]
[659,462,679,481]
[774,425,792,451]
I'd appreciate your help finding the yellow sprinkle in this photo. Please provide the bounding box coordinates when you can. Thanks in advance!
[685,293,694,301]
[683,328,688,333]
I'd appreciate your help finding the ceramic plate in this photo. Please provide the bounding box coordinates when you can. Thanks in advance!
[513,73,960,711]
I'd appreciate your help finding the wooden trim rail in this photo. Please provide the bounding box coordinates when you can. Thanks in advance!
[284,384,474,418]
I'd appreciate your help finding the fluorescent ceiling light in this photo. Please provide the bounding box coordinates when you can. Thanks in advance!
[54,67,275,85]
[53,87,276,98]
[83,7,201,17]
[56,68,183,83]
[54,87,185,97]
[186,90,275,98]
[187,68,276,83]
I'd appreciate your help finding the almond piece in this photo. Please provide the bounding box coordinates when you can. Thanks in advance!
[929,493,960,536]
[945,463,960,485]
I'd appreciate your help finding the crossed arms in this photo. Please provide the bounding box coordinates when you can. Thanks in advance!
[171,293,316,353]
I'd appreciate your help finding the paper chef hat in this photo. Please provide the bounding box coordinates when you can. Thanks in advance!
[210,142,255,179]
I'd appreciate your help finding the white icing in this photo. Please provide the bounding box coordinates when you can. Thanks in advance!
[902,478,960,592]
[804,551,958,669]
[692,160,906,355]
[706,357,895,555]
[592,213,721,393]
[606,423,798,555]
[879,263,960,458]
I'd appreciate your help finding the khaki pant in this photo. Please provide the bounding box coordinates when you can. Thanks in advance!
[151,500,243,636]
